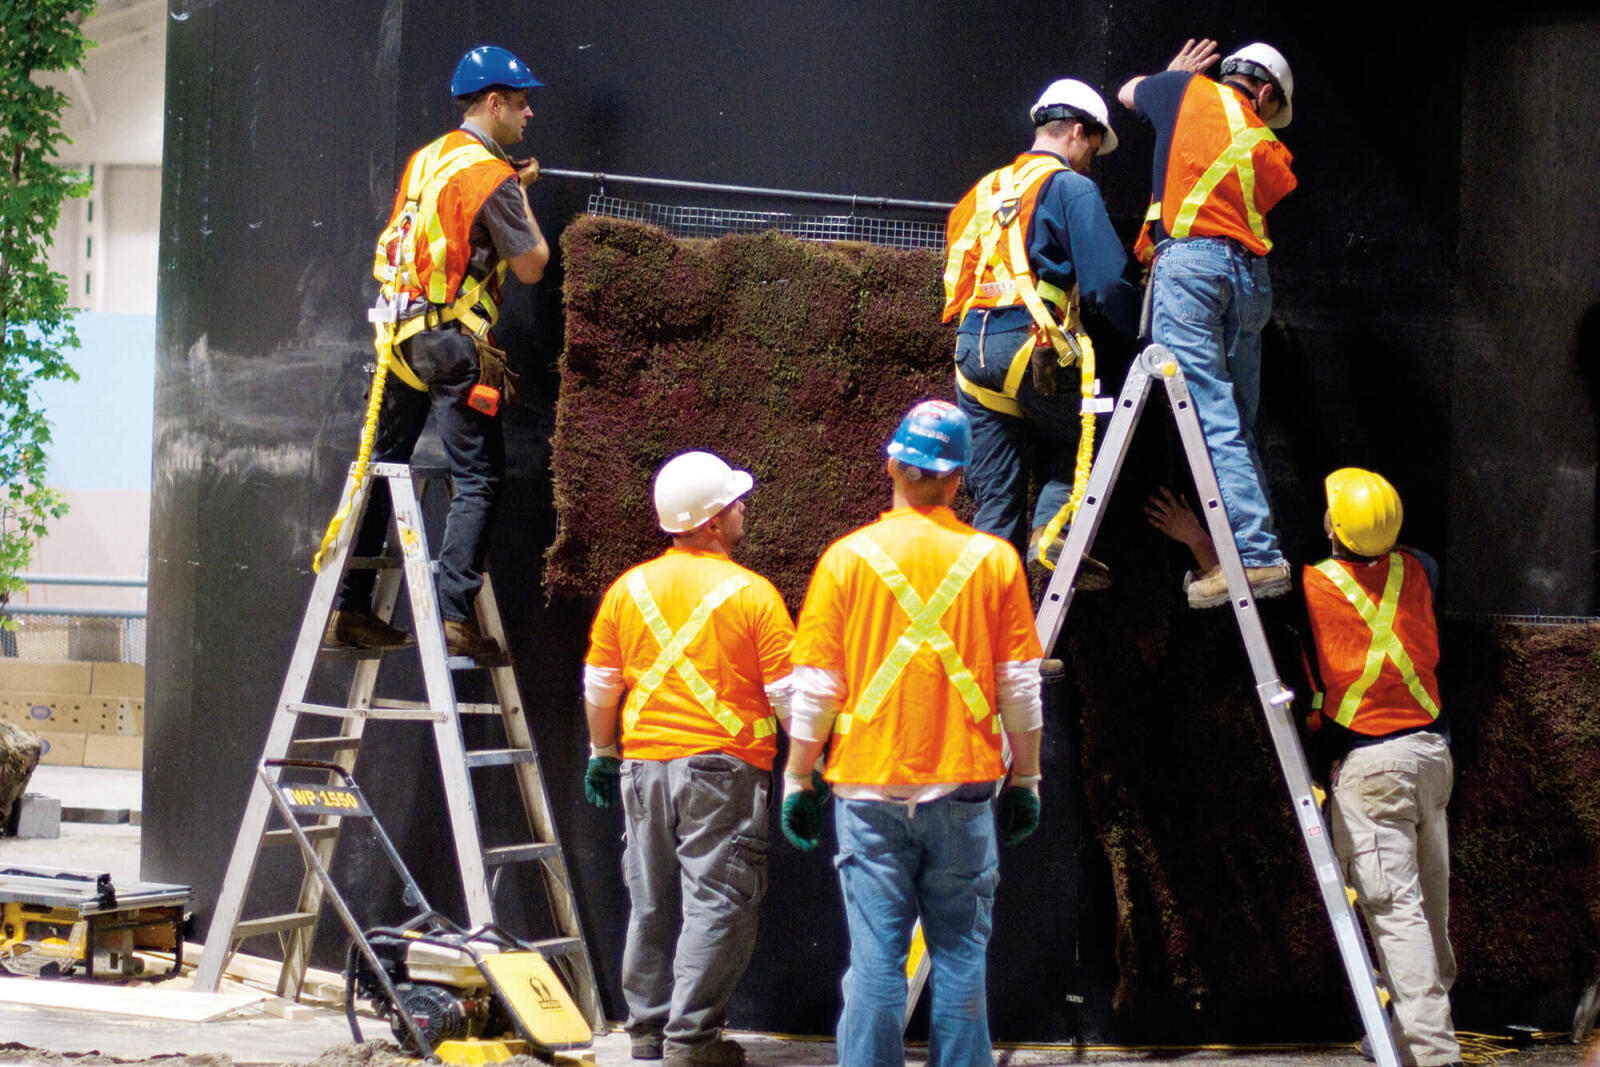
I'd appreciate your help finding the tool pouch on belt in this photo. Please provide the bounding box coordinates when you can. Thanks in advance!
[471,333,520,409]
[1030,327,1085,396]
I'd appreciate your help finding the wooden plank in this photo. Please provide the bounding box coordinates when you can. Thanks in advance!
[0,974,265,1022]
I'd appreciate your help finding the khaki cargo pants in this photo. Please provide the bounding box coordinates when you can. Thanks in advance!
[1328,730,1459,1067]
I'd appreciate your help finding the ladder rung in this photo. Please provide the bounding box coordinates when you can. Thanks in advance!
[288,736,362,756]
[369,699,500,716]
[372,461,444,479]
[526,936,582,958]
[448,654,510,671]
[485,843,561,867]
[344,556,401,571]
[263,825,341,847]
[315,646,388,662]
[285,701,444,723]
[465,748,537,769]
[233,912,318,939]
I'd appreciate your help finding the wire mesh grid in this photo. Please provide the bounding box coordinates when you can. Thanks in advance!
[1,611,147,665]
[586,194,946,251]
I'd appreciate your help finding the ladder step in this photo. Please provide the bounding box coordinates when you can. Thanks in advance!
[447,653,510,671]
[485,843,561,867]
[288,736,362,757]
[233,912,319,939]
[344,556,401,571]
[315,646,388,662]
[372,698,501,716]
[263,825,341,847]
[465,748,538,769]
[285,701,444,723]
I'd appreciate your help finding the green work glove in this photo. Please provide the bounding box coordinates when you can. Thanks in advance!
[584,744,622,808]
[781,773,824,851]
[995,782,1041,845]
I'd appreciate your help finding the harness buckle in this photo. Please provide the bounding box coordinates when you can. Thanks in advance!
[993,198,1022,227]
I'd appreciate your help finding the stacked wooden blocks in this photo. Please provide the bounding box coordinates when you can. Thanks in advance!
[0,660,145,769]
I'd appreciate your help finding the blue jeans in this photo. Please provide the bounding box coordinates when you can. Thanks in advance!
[955,318,1084,560]
[833,791,999,1067]
[1149,238,1283,567]
[337,328,503,622]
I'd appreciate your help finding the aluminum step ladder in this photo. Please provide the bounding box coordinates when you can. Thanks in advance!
[1012,343,1401,1065]
[193,462,602,1031]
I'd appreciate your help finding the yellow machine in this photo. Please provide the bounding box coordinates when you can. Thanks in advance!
[0,867,189,980]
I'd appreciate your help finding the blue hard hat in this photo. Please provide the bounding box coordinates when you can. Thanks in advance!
[451,46,542,97]
[886,400,971,474]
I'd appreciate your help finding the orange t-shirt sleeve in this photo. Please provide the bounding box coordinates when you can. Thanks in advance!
[750,579,796,684]
[584,580,626,671]
[792,546,847,672]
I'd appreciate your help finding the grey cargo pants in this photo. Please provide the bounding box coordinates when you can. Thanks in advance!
[620,753,770,1051]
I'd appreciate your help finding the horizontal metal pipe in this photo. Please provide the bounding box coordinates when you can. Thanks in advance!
[18,574,146,588]
[2,605,147,619]
[541,168,954,212]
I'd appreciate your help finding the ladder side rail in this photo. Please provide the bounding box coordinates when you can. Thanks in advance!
[388,471,496,927]
[1160,356,1403,1067]
[1035,353,1160,653]
[475,576,605,1030]
[276,559,404,998]
[195,465,375,992]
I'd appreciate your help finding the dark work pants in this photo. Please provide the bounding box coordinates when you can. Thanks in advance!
[336,328,503,623]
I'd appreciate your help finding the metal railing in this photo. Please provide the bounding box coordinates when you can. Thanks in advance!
[2,574,147,665]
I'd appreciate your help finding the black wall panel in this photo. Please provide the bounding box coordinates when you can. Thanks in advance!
[149,0,1600,1042]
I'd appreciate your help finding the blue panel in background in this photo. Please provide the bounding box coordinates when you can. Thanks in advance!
[35,311,156,491]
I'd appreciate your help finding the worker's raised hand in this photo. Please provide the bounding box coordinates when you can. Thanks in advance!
[514,156,541,187]
[1145,487,1206,548]
[781,773,824,851]
[995,784,1041,845]
[584,754,622,808]
[1167,38,1220,74]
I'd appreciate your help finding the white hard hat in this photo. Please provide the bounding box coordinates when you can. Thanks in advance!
[1221,43,1294,129]
[1030,78,1117,155]
[653,451,754,534]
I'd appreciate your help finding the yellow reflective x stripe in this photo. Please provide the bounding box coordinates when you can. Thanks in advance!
[844,533,996,730]
[1168,84,1276,250]
[621,573,776,739]
[1314,556,1440,726]
[416,144,496,303]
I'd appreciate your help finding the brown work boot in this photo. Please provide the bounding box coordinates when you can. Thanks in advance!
[324,609,412,650]
[443,618,503,661]
[629,1026,664,1061]
[663,1038,745,1067]
[1185,560,1292,609]
[1029,525,1112,591]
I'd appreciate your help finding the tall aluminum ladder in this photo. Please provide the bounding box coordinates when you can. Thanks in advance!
[192,462,603,1031]
[1025,343,1401,1066]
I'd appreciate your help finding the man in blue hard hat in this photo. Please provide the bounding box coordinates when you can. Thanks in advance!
[325,45,550,660]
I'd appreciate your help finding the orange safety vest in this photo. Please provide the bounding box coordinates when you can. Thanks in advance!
[795,507,1043,786]
[941,152,1094,417]
[1302,552,1442,738]
[588,547,793,770]
[1134,77,1297,264]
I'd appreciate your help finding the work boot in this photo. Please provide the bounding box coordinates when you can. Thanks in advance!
[324,609,412,650]
[443,618,503,661]
[1029,526,1112,591]
[1185,560,1292,609]
[663,1038,746,1067]
[629,1026,664,1061]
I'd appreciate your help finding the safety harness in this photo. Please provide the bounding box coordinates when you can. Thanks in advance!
[1312,555,1441,728]
[944,156,1100,570]
[833,533,997,737]
[1138,80,1280,261]
[312,133,516,572]
[620,571,778,741]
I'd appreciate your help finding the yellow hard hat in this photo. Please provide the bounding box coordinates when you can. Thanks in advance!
[1325,468,1402,557]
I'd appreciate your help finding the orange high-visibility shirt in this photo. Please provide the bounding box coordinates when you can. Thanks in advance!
[793,506,1042,786]
[587,546,794,770]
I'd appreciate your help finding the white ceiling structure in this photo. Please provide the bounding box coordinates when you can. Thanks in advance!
[37,0,166,166]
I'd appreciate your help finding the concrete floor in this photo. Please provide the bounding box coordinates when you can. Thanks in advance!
[1,769,1591,1067]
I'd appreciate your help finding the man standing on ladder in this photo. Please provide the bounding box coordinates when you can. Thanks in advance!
[321,45,550,659]
[582,451,796,1067]
[942,79,1138,585]
[780,401,1044,1067]
[1117,39,1298,608]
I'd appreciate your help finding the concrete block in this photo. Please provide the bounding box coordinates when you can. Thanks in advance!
[0,661,93,695]
[14,793,61,838]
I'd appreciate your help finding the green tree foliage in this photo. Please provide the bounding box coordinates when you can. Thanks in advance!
[0,0,94,612]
